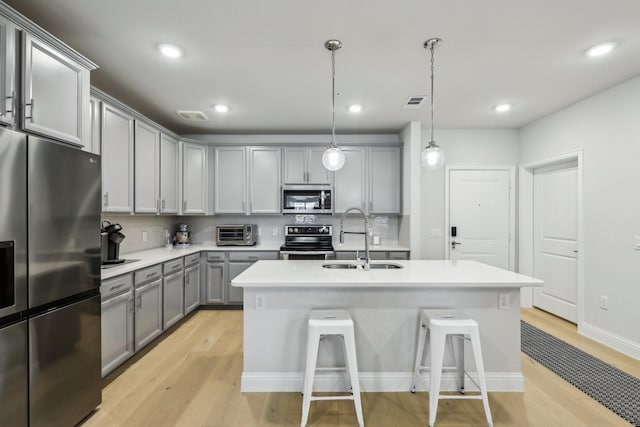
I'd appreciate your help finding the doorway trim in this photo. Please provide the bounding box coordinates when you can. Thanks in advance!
[518,150,584,323]
[444,165,516,270]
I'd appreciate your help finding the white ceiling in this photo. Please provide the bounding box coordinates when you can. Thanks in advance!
[6,0,640,135]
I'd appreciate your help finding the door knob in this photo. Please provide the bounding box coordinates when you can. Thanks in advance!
[451,240,462,248]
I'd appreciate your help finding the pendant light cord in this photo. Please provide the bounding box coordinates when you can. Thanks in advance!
[429,42,435,146]
[331,47,336,147]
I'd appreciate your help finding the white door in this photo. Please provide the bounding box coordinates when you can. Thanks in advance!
[448,169,511,269]
[533,162,578,322]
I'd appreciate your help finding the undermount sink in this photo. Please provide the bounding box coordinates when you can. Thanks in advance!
[322,262,404,270]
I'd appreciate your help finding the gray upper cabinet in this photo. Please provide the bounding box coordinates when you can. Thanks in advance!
[249,147,281,214]
[214,146,246,214]
[134,120,161,214]
[182,142,207,215]
[101,103,134,213]
[334,147,367,213]
[283,147,331,184]
[0,16,16,126]
[334,146,401,215]
[369,147,401,214]
[22,33,90,147]
[160,134,179,214]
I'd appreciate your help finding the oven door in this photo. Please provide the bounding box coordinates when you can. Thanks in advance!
[280,251,335,260]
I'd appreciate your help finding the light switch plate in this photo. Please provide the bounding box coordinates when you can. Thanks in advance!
[634,235,640,250]
[430,228,442,238]
[498,293,511,310]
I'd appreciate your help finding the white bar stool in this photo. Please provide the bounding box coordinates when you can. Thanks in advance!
[411,309,493,427]
[301,309,364,427]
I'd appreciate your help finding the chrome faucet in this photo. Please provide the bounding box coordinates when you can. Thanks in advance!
[339,207,370,271]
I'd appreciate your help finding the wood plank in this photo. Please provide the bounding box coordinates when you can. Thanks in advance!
[80,308,636,427]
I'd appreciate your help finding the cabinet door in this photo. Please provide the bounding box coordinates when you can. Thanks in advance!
[134,279,163,350]
[214,147,246,213]
[249,147,281,214]
[307,147,332,184]
[101,290,134,377]
[22,33,89,146]
[0,17,16,126]
[334,147,367,214]
[101,103,134,213]
[134,121,160,213]
[163,271,184,329]
[205,262,225,303]
[160,134,179,214]
[88,96,101,155]
[182,142,207,214]
[283,147,306,183]
[184,265,200,314]
[369,147,401,214]
[227,261,253,304]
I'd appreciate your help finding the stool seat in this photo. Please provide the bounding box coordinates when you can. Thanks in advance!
[301,309,364,427]
[412,309,493,427]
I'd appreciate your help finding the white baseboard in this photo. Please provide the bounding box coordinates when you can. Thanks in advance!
[579,321,640,360]
[241,371,524,393]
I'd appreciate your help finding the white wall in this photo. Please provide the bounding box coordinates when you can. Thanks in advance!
[520,75,640,357]
[419,129,520,259]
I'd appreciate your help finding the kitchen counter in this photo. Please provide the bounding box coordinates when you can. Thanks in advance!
[232,259,541,393]
[100,241,282,280]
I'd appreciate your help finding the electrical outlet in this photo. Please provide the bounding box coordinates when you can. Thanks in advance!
[272,227,278,236]
[142,231,148,242]
[498,293,511,310]
[600,296,609,310]
[256,294,266,309]
[258,227,262,236]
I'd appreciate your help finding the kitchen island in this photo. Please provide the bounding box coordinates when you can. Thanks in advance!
[232,259,542,393]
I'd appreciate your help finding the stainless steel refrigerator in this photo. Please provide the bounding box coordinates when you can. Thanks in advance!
[0,127,101,426]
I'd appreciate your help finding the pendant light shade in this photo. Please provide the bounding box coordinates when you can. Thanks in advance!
[322,39,346,172]
[421,38,445,170]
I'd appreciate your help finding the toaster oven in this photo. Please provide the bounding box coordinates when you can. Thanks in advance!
[216,224,257,246]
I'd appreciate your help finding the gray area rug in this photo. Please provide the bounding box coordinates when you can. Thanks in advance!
[521,321,640,426]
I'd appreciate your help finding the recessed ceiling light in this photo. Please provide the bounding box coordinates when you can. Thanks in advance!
[348,104,363,113]
[585,42,616,58]
[494,103,512,113]
[158,43,183,59]
[213,104,230,113]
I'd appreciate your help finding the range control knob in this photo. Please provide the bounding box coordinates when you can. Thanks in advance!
[293,227,299,233]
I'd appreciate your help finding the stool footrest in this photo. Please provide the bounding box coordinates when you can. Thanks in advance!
[311,395,355,402]
[437,394,483,400]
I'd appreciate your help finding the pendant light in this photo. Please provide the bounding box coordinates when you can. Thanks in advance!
[322,39,346,171]
[421,38,445,170]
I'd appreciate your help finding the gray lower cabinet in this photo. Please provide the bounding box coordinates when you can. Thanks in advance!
[205,257,225,304]
[335,250,410,260]
[134,265,163,350]
[163,270,184,329]
[227,261,252,304]
[184,264,200,314]
[100,274,134,377]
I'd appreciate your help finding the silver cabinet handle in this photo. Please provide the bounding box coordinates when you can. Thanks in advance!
[137,295,142,309]
[162,199,166,210]
[249,201,252,213]
[6,91,15,116]
[103,192,109,208]
[128,298,134,313]
[183,200,187,212]
[156,199,161,213]
[110,283,128,291]
[248,256,258,260]
[25,98,34,121]
[186,274,189,285]
[146,272,157,279]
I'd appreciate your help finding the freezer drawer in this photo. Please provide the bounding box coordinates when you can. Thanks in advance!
[29,295,101,427]
[0,320,28,427]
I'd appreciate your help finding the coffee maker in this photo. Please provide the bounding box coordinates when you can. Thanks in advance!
[174,223,192,246]
[101,220,126,264]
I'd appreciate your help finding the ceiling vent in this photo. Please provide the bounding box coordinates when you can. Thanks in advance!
[176,110,209,121]
[403,96,427,109]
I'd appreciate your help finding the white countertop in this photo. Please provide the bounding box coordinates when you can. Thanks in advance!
[100,241,282,280]
[231,260,543,288]
[100,241,410,280]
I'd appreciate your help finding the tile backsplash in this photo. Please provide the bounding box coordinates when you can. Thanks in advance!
[105,214,400,255]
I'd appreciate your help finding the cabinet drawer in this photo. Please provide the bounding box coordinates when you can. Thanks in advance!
[100,273,133,300]
[163,258,184,276]
[228,251,278,261]
[184,253,200,268]
[388,251,410,260]
[134,264,162,286]
[206,252,225,262]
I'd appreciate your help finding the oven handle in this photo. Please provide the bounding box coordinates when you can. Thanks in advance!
[280,251,335,256]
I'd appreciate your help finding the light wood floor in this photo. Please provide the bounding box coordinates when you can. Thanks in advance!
[80,308,638,427]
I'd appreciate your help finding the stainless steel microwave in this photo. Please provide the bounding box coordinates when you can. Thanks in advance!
[282,185,332,214]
